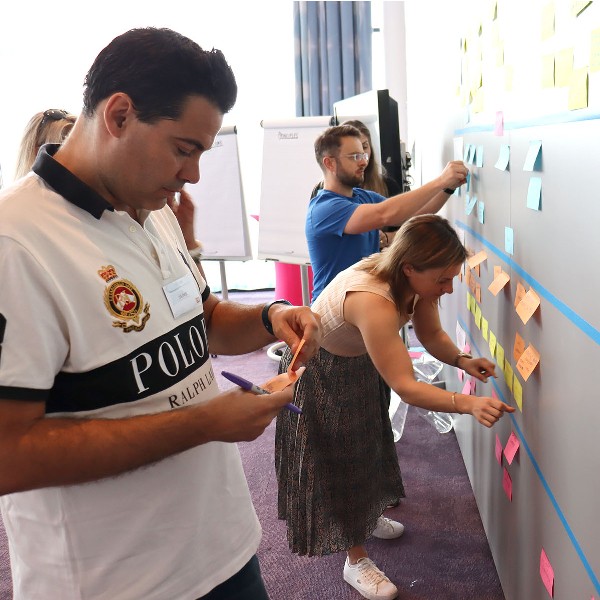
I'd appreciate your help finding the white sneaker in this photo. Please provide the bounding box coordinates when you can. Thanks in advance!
[372,516,405,539]
[343,557,398,600]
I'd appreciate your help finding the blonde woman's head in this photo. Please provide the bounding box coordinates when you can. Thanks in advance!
[14,109,76,179]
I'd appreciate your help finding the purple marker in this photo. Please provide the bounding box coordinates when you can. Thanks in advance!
[221,370,302,415]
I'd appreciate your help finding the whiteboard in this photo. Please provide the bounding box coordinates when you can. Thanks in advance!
[185,125,251,261]
[257,116,333,265]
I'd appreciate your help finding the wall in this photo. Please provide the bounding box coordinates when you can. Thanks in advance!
[397,1,600,598]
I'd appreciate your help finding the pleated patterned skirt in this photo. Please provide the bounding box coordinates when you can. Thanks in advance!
[275,346,405,557]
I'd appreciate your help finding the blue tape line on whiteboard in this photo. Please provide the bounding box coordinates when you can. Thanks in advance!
[455,109,600,135]
[457,316,600,594]
[456,220,600,346]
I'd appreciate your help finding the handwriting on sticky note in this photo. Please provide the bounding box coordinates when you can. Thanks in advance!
[516,288,541,324]
[504,431,520,465]
[261,340,306,392]
[540,549,554,598]
[516,344,540,382]
[503,467,512,501]
[488,270,510,296]
[514,281,526,308]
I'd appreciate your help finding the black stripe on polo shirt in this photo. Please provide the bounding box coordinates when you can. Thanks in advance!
[32,145,113,219]
[46,313,211,415]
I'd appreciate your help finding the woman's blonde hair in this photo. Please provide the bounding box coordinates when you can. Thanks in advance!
[14,109,76,180]
[357,214,468,315]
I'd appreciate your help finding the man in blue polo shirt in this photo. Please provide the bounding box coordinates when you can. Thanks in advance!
[306,124,468,302]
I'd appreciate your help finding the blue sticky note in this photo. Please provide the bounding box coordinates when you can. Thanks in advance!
[477,200,485,223]
[468,144,476,165]
[463,145,470,162]
[523,140,542,171]
[495,144,510,171]
[476,145,484,167]
[505,227,514,255]
[466,171,472,192]
[527,177,542,210]
[466,194,478,215]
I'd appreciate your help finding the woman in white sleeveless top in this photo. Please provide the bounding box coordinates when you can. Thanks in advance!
[275,214,514,600]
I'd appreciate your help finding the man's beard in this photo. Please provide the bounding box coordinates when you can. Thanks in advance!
[338,170,364,188]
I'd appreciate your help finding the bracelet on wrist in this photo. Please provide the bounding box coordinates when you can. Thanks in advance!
[454,351,473,367]
[261,299,292,336]
[443,187,456,195]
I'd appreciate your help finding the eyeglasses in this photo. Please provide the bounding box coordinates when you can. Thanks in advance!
[341,152,369,162]
[40,109,70,129]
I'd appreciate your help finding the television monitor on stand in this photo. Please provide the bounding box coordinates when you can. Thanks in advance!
[333,89,411,193]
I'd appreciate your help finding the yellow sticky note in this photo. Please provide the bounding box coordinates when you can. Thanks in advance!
[513,377,523,411]
[555,48,574,87]
[475,304,482,329]
[481,317,489,341]
[568,67,588,110]
[516,288,541,324]
[542,54,555,88]
[504,361,514,392]
[488,270,510,296]
[505,65,514,91]
[496,344,505,373]
[541,3,555,41]
[516,344,541,382]
[489,331,497,357]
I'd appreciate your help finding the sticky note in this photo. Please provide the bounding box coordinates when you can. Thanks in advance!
[527,177,542,210]
[467,250,488,269]
[488,270,510,296]
[591,28,600,72]
[476,145,484,167]
[489,330,497,357]
[462,379,471,395]
[466,194,478,215]
[475,283,482,303]
[516,344,540,382]
[568,66,589,111]
[496,344,505,373]
[495,434,503,465]
[477,200,485,224]
[495,144,510,170]
[514,281,526,308]
[504,361,514,391]
[513,376,523,411]
[523,140,542,171]
[514,332,525,361]
[541,3,554,41]
[516,288,541,324]
[542,54,555,88]
[481,317,489,341]
[505,227,514,255]
[540,549,554,598]
[504,431,520,465]
[556,47,574,87]
[475,304,482,329]
[503,467,512,501]
[494,111,504,136]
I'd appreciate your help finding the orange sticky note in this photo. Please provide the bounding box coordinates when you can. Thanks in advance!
[514,281,526,308]
[514,332,526,361]
[475,283,481,303]
[261,340,306,392]
[516,344,540,381]
[503,431,520,464]
[494,265,502,278]
[502,467,512,501]
[516,288,541,324]
[540,549,554,598]
[467,250,488,269]
[475,264,481,277]
[488,270,510,296]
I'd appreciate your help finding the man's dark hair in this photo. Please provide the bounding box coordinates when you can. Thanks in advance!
[314,124,361,168]
[83,27,237,122]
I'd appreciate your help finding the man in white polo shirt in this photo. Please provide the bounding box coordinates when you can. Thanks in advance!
[0,28,321,600]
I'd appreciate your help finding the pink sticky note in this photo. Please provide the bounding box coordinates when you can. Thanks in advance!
[495,434,503,465]
[464,343,471,354]
[504,431,520,465]
[462,379,471,395]
[540,548,554,597]
[457,368,464,381]
[409,351,423,359]
[495,111,504,136]
[470,376,477,394]
[502,467,512,501]
[492,389,499,400]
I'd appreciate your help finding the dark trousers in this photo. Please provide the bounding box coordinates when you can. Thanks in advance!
[196,555,269,600]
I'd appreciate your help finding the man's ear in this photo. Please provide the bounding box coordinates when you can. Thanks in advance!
[104,93,135,138]
[322,155,336,173]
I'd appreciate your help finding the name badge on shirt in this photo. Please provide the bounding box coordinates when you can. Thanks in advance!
[163,272,202,319]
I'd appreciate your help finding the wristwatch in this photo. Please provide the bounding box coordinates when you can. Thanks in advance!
[262,299,292,336]
[454,351,473,367]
